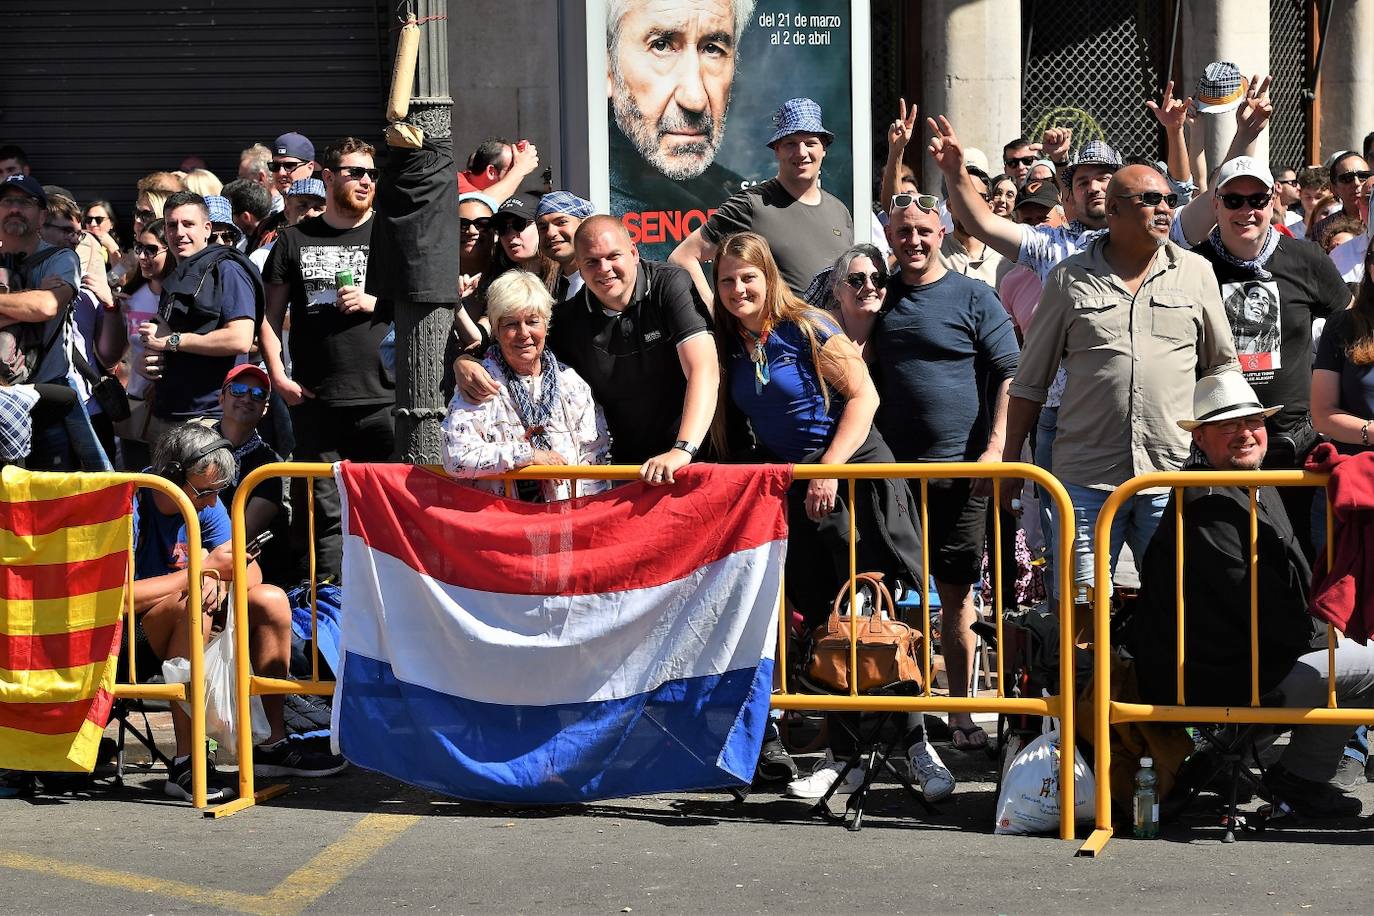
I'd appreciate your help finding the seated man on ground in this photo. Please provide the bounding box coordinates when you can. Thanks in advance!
[1128,374,1374,818]
[132,424,345,803]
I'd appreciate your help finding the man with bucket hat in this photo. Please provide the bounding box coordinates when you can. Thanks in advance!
[1128,373,1374,819]
[671,97,853,302]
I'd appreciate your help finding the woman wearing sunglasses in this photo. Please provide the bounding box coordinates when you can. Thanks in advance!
[1313,235,1374,456]
[82,199,122,265]
[821,243,888,361]
[109,172,184,290]
[711,232,931,801]
[116,218,172,469]
[473,198,559,321]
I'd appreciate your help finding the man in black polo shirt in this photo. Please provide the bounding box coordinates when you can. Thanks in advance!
[456,214,718,484]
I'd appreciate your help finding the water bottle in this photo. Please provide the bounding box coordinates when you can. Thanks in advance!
[1133,756,1159,838]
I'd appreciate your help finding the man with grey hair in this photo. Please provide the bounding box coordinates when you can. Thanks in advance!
[239,142,281,212]
[608,0,756,261]
[132,424,345,804]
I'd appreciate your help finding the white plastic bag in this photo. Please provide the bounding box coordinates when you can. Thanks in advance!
[162,609,270,760]
[993,727,1095,835]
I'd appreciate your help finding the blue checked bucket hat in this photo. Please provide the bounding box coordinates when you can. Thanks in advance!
[1063,140,1123,185]
[287,177,326,199]
[766,98,835,148]
[1194,61,1248,114]
[204,194,234,227]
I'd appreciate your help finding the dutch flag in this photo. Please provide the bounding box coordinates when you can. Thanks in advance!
[330,462,789,804]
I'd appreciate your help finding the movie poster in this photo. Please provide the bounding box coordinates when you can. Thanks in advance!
[600,0,862,262]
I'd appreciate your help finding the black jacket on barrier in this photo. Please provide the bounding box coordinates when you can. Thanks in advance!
[1128,473,1324,708]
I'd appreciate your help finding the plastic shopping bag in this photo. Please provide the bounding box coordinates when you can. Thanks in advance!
[993,727,1095,835]
[162,610,270,760]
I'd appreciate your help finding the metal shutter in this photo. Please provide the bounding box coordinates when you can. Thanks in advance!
[0,0,389,239]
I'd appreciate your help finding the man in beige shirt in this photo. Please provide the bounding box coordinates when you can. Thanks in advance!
[1001,164,1239,595]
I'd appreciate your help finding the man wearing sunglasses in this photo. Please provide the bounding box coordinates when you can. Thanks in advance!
[131,424,345,804]
[263,136,391,582]
[1002,137,1042,186]
[215,363,290,585]
[1193,157,1352,560]
[1310,150,1371,246]
[268,132,317,199]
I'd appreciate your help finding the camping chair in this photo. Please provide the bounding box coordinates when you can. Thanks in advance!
[1166,723,1278,842]
[109,694,175,785]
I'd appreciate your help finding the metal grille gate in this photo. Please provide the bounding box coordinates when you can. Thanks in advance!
[1021,0,1167,162]
[869,0,905,200]
[1269,0,1312,171]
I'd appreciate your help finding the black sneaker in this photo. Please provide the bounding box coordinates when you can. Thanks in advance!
[754,735,799,783]
[1263,764,1362,819]
[164,755,237,804]
[253,739,348,778]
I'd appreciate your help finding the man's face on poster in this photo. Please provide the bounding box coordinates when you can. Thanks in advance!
[1243,285,1270,323]
[609,0,738,181]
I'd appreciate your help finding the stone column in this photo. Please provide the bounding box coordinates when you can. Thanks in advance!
[1317,0,1374,161]
[392,0,453,465]
[1180,0,1270,169]
[919,0,1022,189]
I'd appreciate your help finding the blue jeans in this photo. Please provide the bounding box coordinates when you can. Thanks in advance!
[1062,483,1169,593]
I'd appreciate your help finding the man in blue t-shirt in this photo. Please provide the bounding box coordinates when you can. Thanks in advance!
[132,424,343,804]
[876,196,1020,754]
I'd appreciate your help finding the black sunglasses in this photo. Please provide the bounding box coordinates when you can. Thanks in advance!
[134,243,166,258]
[1116,191,1179,208]
[1004,155,1037,167]
[843,271,885,291]
[225,381,268,402]
[336,166,379,181]
[1219,192,1273,210]
[268,160,306,173]
[1275,178,1300,187]
[211,230,236,244]
[83,215,107,226]
[460,216,492,232]
[495,216,531,234]
[1335,169,1374,185]
[134,207,156,224]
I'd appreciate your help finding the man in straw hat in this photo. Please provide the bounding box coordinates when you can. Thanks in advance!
[1128,374,1374,819]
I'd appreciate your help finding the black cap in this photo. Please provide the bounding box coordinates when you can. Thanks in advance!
[1015,178,1060,211]
[491,197,532,230]
[1,174,46,208]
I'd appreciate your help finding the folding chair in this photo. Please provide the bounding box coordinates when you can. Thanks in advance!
[1168,722,1282,843]
[108,696,175,785]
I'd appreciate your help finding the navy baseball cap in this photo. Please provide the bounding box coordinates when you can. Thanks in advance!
[1,174,46,208]
[273,132,315,161]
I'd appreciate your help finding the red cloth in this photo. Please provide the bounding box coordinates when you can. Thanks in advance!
[1305,442,1374,642]
[1274,223,1295,238]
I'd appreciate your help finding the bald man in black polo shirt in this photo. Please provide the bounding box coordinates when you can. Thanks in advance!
[455,215,719,485]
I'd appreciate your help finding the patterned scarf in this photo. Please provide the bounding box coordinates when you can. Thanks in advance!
[491,346,562,451]
[1066,218,1093,237]
[1208,225,1280,280]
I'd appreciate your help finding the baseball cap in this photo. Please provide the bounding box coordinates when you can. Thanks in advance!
[224,362,271,392]
[1214,156,1275,191]
[963,148,991,178]
[287,177,326,200]
[1,174,46,208]
[491,197,533,230]
[1015,178,1060,211]
[273,132,315,162]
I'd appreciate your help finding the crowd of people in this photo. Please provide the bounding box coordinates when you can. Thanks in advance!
[6,55,1374,815]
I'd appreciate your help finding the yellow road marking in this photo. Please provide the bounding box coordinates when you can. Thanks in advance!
[0,811,420,916]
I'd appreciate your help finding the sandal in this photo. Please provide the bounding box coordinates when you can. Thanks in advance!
[950,725,989,752]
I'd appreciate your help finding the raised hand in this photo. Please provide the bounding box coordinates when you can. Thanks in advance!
[887,98,919,156]
[1236,74,1274,137]
[1041,126,1073,163]
[1146,80,1191,132]
[926,116,965,176]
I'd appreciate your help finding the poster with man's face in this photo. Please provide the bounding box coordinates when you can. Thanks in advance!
[1222,279,1281,378]
[603,0,858,261]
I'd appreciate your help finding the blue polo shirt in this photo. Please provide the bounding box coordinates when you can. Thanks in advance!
[131,487,232,580]
[728,317,842,462]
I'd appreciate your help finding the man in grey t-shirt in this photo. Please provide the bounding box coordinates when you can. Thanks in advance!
[670,98,853,303]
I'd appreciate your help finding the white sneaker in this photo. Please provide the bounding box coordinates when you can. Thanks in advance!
[907,739,955,802]
[785,751,865,799]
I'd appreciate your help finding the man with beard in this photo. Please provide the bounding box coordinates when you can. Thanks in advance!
[262,137,393,581]
[607,0,755,261]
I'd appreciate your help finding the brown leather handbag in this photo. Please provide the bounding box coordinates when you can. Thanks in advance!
[804,572,925,693]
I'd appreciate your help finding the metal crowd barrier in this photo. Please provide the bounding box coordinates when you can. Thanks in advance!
[112,475,209,808]
[1075,470,1373,856]
[215,460,1078,837]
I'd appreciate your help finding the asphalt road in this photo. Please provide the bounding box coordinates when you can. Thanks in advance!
[3,727,1372,916]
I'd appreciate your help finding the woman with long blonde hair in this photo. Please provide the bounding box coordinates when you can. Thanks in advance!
[712,232,931,801]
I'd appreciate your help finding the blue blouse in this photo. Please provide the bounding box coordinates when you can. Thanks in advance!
[729,317,843,461]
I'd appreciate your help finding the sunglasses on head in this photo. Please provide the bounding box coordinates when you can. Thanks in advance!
[1004,155,1037,168]
[133,207,156,224]
[843,271,885,291]
[1219,192,1272,210]
[890,192,939,213]
[134,243,165,258]
[1335,169,1374,185]
[268,160,306,173]
[336,166,379,181]
[460,216,492,232]
[83,214,106,226]
[225,381,268,402]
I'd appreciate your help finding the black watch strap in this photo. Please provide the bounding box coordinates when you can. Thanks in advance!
[672,440,698,458]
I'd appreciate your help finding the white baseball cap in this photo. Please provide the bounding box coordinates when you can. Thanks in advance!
[1214,156,1275,191]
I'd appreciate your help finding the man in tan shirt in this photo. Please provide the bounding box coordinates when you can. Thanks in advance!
[1001,164,1239,595]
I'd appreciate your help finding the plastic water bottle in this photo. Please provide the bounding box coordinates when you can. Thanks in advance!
[1133,756,1159,838]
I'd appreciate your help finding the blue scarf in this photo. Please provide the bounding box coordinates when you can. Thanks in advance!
[1207,225,1280,280]
[491,346,562,452]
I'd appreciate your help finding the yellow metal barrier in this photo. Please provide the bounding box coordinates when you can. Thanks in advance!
[107,474,209,808]
[217,460,1078,840]
[1075,470,1364,856]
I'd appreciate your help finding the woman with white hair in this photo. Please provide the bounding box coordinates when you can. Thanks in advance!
[442,270,611,501]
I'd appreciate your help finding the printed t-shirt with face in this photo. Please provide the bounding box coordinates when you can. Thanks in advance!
[699,178,853,295]
[1193,234,1350,442]
[131,487,232,580]
[548,260,710,465]
[263,213,394,406]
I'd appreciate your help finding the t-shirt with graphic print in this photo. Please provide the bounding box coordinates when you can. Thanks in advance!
[1193,234,1350,449]
[264,213,394,406]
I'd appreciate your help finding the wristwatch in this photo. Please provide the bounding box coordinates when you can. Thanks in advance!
[672,440,698,458]
[166,333,181,353]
